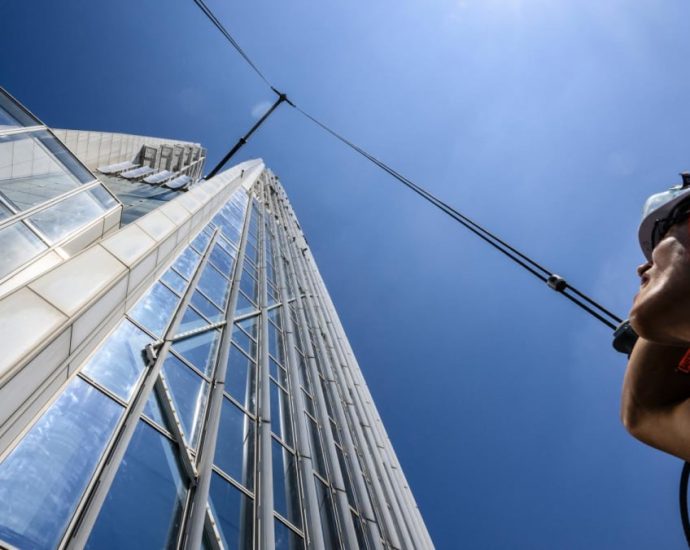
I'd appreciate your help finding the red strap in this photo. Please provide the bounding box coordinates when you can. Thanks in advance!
[678,349,690,374]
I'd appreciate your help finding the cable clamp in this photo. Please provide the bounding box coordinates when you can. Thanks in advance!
[546,274,567,292]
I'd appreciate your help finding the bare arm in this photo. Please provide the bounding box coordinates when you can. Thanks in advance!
[622,338,690,460]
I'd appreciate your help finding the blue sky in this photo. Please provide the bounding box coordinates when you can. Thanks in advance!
[3,0,690,546]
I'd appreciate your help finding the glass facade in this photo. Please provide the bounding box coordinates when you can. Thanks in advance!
[0,120,431,547]
[0,88,120,283]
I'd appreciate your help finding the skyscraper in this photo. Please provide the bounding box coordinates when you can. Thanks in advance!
[0,88,432,549]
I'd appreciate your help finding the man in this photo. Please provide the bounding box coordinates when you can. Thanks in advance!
[622,174,690,460]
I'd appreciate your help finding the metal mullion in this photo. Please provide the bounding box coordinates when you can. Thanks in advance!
[273,203,359,550]
[0,124,46,137]
[211,464,257,499]
[183,190,258,550]
[274,190,386,550]
[64,228,222,550]
[0,178,103,233]
[269,203,324,550]
[153,374,198,479]
[273,511,306,540]
[75,374,128,409]
[299,250,413,550]
[221,389,257,420]
[255,190,276,550]
[307,256,430,550]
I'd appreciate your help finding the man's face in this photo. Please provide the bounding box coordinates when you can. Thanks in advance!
[630,220,690,345]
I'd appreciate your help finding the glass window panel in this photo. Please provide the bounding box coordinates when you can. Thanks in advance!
[268,323,285,364]
[239,271,258,303]
[215,398,255,490]
[177,306,210,335]
[306,415,326,478]
[190,229,212,254]
[268,307,282,329]
[171,330,220,376]
[162,355,209,449]
[272,440,301,528]
[89,183,118,209]
[226,344,256,413]
[0,221,47,279]
[232,324,257,360]
[172,246,201,280]
[270,381,293,447]
[81,320,150,402]
[209,472,253,550]
[237,316,258,339]
[198,264,230,309]
[315,478,340,549]
[209,243,233,276]
[0,378,122,550]
[352,512,367,550]
[336,447,356,508]
[143,389,172,433]
[0,89,38,128]
[28,188,106,242]
[129,282,180,338]
[161,268,187,295]
[275,519,305,550]
[235,291,257,317]
[0,130,93,212]
[244,241,258,266]
[191,290,223,323]
[85,422,188,550]
[269,357,280,380]
[217,234,238,258]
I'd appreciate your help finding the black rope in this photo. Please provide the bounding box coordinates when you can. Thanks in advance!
[193,0,272,87]
[294,105,622,329]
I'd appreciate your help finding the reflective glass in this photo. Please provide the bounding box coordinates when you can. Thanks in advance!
[177,306,209,335]
[191,290,223,323]
[171,329,220,376]
[209,472,253,550]
[226,344,256,413]
[352,512,367,550]
[336,447,356,508]
[272,440,301,528]
[198,264,230,309]
[268,323,285,364]
[215,398,255,490]
[172,247,201,280]
[239,270,258,302]
[270,381,293,447]
[268,307,282,329]
[161,268,187,295]
[190,229,212,254]
[129,282,180,338]
[210,243,234,276]
[28,188,107,242]
[88,183,118,209]
[81,320,151,402]
[316,479,340,549]
[85,422,188,550]
[0,130,93,212]
[232,324,257,359]
[143,389,172,433]
[244,240,258,267]
[306,416,326,478]
[162,355,209,448]
[0,89,38,128]
[217,234,238,257]
[0,378,122,550]
[237,316,258,340]
[275,519,305,550]
[235,291,257,317]
[0,221,47,279]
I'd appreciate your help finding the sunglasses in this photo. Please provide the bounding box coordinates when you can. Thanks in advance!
[651,201,690,251]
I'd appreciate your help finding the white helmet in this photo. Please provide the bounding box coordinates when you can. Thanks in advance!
[639,173,690,260]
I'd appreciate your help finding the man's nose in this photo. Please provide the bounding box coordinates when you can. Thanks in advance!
[637,261,652,277]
